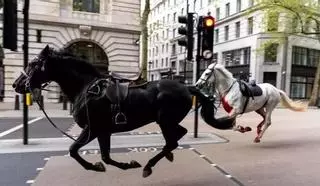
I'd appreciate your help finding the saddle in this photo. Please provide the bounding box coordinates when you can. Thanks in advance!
[106,71,147,125]
[238,80,263,99]
[237,79,263,114]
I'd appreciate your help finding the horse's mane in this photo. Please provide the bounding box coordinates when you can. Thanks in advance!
[214,63,234,79]
[48,48,102,77]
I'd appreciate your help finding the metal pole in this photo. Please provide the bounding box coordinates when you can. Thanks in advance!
[194,16,203,138]
[23,0,30,145]
[184,0,189,83]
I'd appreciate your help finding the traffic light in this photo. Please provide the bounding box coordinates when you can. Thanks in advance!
[3,0,18,51]
[178,13,194,61]
[201,15,215,59]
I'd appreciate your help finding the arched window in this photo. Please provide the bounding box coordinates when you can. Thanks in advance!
[65,41,109,75]
[73,0,100,13]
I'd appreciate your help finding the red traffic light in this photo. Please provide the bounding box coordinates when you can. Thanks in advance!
[203,16,215,28]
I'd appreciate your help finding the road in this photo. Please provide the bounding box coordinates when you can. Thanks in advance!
[0,108,320,186]
[0,117,73,186]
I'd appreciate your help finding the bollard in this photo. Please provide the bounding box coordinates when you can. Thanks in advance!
[14,95,20,110]
[26,93,32,106]
[63,96,67,110]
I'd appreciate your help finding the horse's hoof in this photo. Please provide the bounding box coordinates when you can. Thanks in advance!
[94,162,106,172]
[245,127,252,132]
[254,137,261,143]
[142,167,152,178]
[165,152,174,162]
[130,160,142,168]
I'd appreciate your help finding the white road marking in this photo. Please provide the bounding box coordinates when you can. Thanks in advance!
[44,157,50,161]
[26,180,35,184]
[225,175,232,178]
[36,168,43,171]
[0,117,43,138]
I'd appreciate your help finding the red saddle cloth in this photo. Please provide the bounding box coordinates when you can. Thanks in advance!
[222,96,233,113]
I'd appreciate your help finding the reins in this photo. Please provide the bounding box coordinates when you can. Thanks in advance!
[22,70,94,144]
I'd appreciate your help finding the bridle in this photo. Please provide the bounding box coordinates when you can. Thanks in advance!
[198,63,237,98]
[20,60,78,142]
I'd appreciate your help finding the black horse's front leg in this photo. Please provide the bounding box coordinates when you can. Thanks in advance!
[69,127,105,172]
[98,134,142,170]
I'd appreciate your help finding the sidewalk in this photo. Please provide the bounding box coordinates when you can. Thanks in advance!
[0,102,73,118]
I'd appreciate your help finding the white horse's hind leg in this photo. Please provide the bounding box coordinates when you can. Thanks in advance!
[254,104,276,143]
[255,108,266,136]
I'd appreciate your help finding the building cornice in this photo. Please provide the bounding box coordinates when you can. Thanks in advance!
[0,13,141,34]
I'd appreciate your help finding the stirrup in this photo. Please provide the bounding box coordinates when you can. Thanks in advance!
[114,112,127,125]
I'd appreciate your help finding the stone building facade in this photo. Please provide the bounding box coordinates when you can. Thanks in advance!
[0,0,141,102]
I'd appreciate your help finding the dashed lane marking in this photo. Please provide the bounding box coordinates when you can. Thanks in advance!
[189,148,245,186]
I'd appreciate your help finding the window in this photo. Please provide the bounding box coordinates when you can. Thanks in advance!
[292,46,320,67]
[235,22,240,38]
[291,16,298,33]
[290,76,314,99]
[216,8,220,20]
[224,25,229,41]
[73,0,100,13]
[215,29,219,43]
[223,47,251,66]
[171,44,176,56]
[236,0,241,12]
[263,72,277,87]
[267,12,279,31]
[248,17,253,35]
[173,12,176,23]
[264,43,278,62]
[36,30,42,43]
[166,57,168,66]
[225,3,230,17]
[248,0,254,7]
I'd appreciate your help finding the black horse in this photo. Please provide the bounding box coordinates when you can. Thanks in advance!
[12,45,236,177]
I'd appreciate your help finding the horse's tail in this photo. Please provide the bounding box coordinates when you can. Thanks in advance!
[278,90,307,112]
[187,86,236,130]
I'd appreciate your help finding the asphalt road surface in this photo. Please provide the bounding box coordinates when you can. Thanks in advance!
[0,117,74,186]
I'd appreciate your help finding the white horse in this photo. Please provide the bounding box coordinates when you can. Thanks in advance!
[196,63,308,143]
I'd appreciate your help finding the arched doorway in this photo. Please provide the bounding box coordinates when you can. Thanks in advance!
[59,41,108,102]
[65,41,109,75]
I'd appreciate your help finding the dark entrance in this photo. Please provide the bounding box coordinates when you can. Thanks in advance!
[263,72,277,87]
[60,41,108,102]
[65,41,109,76]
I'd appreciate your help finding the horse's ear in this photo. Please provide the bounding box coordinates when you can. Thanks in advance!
[41,45,50,57]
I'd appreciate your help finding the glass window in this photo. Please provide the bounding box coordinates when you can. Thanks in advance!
[264,43,278,62]
[290,76,314,99]
[292,46,319,67]
[73,0,100,13]
[235,21,240,38]
[248,17,253,35]
[225,3,230,17]
[224,25,229,41]
[267,11,279,31]
[223,47,251,66]
[237,0,241,12]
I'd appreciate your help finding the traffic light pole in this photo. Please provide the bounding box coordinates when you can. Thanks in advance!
[23,0,30,145]
[194,16,203,138]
